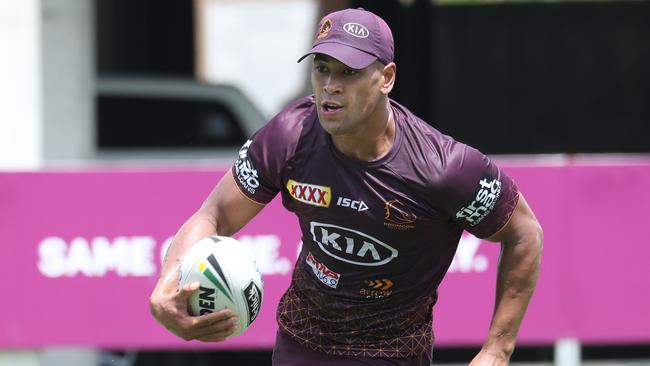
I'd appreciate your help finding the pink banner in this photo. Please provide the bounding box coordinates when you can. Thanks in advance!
[1,159,649,349]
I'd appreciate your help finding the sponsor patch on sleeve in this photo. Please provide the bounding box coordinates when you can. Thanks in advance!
[455,177,502,226]
[235,140,261,195]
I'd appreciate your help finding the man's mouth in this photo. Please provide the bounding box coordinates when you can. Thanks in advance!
[321,102,343,113]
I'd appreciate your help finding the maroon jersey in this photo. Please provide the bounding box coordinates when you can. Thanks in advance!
[232,96,519,358]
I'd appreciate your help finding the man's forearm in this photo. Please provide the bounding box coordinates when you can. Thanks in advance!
[158,210,219,280]
[482,230,542,359]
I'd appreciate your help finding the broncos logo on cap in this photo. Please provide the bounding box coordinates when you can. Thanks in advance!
[317,18,332,40]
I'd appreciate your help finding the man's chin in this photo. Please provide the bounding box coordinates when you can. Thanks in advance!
[318,113,343,135]
[317,117,346,135]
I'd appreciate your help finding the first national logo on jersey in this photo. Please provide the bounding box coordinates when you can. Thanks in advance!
[456,178,502,226]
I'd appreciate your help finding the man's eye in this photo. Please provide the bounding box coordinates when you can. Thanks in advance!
[344,68,359,76]
[315,65,328,72]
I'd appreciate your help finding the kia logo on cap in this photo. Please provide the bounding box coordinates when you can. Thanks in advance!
[343,23,369,38]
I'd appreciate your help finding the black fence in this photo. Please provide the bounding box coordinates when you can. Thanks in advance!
[96,0,650,153]
[356,0,650,154]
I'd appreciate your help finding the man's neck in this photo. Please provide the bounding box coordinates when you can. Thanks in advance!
[331,105,395,162]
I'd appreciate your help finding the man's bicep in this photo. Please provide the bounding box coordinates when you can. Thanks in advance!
[201,168,266,237]
[485,192,542,245]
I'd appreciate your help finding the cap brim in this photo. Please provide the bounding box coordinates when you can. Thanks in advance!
[297,42,377,70]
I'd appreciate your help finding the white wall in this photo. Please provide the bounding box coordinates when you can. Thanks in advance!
[196,0,318,118]
[0,0,94,170]
[0,0,43,169]
[41,0,95,163]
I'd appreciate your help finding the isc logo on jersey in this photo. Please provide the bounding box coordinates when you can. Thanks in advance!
[456,178,502,226]
[310,222,398,266]
[336,197,368,212]
[235,140,260,194]
[306,252,340,288]
[286,179,331,207]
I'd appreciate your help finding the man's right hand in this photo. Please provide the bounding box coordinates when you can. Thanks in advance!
[149,170,264,341]
[149,267,238,342]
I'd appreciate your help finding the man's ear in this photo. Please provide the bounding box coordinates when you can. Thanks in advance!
[380,62,396,95]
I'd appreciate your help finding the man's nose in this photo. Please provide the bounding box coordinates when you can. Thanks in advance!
[323,75,342,94]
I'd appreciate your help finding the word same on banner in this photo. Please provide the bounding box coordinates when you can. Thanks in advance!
[37,234,293,278]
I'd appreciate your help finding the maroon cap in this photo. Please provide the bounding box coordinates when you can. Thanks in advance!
[297,8,394,69]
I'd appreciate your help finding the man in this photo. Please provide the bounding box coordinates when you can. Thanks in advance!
[150,8,543,366]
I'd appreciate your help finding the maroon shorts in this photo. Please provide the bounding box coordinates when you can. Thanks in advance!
[272,331,432,366]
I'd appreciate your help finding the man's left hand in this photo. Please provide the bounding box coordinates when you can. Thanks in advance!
[469,349,509,366]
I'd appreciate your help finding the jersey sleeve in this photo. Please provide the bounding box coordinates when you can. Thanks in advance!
[438,141,519,238]
[232,96,313,204]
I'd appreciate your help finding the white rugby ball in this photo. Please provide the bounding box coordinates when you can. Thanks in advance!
[179,235,263,337]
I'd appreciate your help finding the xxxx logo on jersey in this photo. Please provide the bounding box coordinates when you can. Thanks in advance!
[286,179,332,207]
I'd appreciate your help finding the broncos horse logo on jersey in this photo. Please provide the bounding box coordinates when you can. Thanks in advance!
[383,199,416,230]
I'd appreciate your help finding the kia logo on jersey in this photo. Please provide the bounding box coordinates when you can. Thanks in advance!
[309,222,398,266]
[286,179,332,207]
